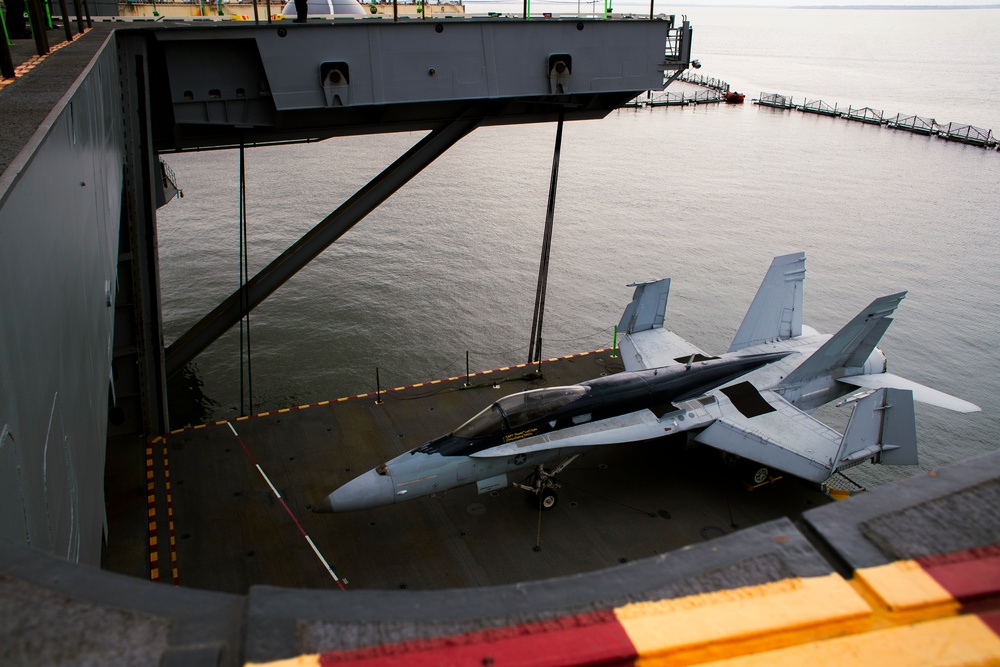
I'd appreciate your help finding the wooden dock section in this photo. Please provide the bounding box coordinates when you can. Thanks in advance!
[103,351,831,595]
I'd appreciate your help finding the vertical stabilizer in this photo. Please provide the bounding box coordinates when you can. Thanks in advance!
[618,279,670,334]
[728,252,806,353]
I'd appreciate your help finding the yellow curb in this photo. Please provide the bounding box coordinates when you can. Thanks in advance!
[694,614,1000,667]
[617,573,871,659]
[854,560,957,612]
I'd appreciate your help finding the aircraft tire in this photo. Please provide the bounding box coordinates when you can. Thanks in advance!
[751,467,769,485]
[541,491,557,510]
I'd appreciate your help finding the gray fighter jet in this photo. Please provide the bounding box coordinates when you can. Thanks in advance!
[316,252,979,513]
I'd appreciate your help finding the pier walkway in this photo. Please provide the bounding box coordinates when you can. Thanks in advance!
[0,24,114,175]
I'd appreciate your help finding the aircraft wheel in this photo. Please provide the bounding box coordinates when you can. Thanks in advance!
[751,467,769,485]
[540,491,558,510]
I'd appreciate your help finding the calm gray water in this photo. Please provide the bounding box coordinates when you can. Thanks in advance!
[156,7,1000,487]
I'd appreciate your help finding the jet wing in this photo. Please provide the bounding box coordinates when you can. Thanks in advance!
[693,386,843,483]
[470,410,672,458]
[617,278,712,372]
[839,373,981,413]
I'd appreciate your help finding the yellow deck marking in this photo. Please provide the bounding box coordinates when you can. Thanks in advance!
[617,573,871,659]
[246,656,320,667]
[694,614,1000,667]
[854,560,957,612]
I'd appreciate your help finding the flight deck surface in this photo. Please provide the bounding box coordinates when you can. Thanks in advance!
[103,351,830,594]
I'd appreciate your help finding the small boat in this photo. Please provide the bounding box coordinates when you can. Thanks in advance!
[725,91,745,104]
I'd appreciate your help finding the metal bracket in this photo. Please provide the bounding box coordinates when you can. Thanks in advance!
[548,54,571,94]
[321,62,350,107]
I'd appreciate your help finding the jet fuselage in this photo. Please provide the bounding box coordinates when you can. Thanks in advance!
[316,352,789,512]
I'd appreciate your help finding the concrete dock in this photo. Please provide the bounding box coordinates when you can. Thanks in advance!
[103,351,831,594]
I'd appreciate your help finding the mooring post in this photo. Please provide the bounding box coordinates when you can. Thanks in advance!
[611,325,618,358]
[375,367,383,405]
[26,0,49,55]
[71,0,84,34]
[0,18,14,80]
[56,0,72,42]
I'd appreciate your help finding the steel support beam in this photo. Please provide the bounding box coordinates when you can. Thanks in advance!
[119,36,170,435]
[165,102,502,378]
[527,110,564,365]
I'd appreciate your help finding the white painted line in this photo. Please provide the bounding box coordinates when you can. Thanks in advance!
[306,535,341,583]
[227,421,239,437]
[255,464,281,499]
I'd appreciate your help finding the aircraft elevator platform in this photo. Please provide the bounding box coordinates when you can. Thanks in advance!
[103,350,831,593]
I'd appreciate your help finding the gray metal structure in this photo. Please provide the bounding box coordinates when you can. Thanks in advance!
[0,18,691,567]
[3,447,999,666]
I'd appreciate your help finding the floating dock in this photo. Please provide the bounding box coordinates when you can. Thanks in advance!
[939,122,996,147]
[843,106,885,125]
[753,92,795,109]
[751,92,998,150]
[887,113,936,135]
[799,98,840,117]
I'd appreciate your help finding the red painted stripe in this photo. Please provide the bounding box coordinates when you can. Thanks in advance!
[318,610,636,667]
[917,545,1000,604]
[227,424,346,591]
[979,610,1000,637]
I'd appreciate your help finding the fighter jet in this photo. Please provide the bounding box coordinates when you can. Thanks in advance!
[315,252,980,513]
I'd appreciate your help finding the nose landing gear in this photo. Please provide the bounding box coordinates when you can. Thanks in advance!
[513,454,580,511]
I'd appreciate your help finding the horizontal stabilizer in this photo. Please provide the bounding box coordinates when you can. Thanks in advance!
[839,373,981,413]
[780,292,906,388]
[729,252,805,353]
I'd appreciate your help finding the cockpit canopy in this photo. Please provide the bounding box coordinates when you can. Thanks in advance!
[453,386,589,440]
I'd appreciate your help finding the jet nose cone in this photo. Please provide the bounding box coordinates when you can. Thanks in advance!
[314,468,396,513]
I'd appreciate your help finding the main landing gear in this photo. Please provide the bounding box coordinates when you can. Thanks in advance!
[512,455,580,510]
[721,452,781,490]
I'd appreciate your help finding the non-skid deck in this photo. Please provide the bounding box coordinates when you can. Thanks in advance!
[104,351,831,594]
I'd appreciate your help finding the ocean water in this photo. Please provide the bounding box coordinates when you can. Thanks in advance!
[156,7,1000,488]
